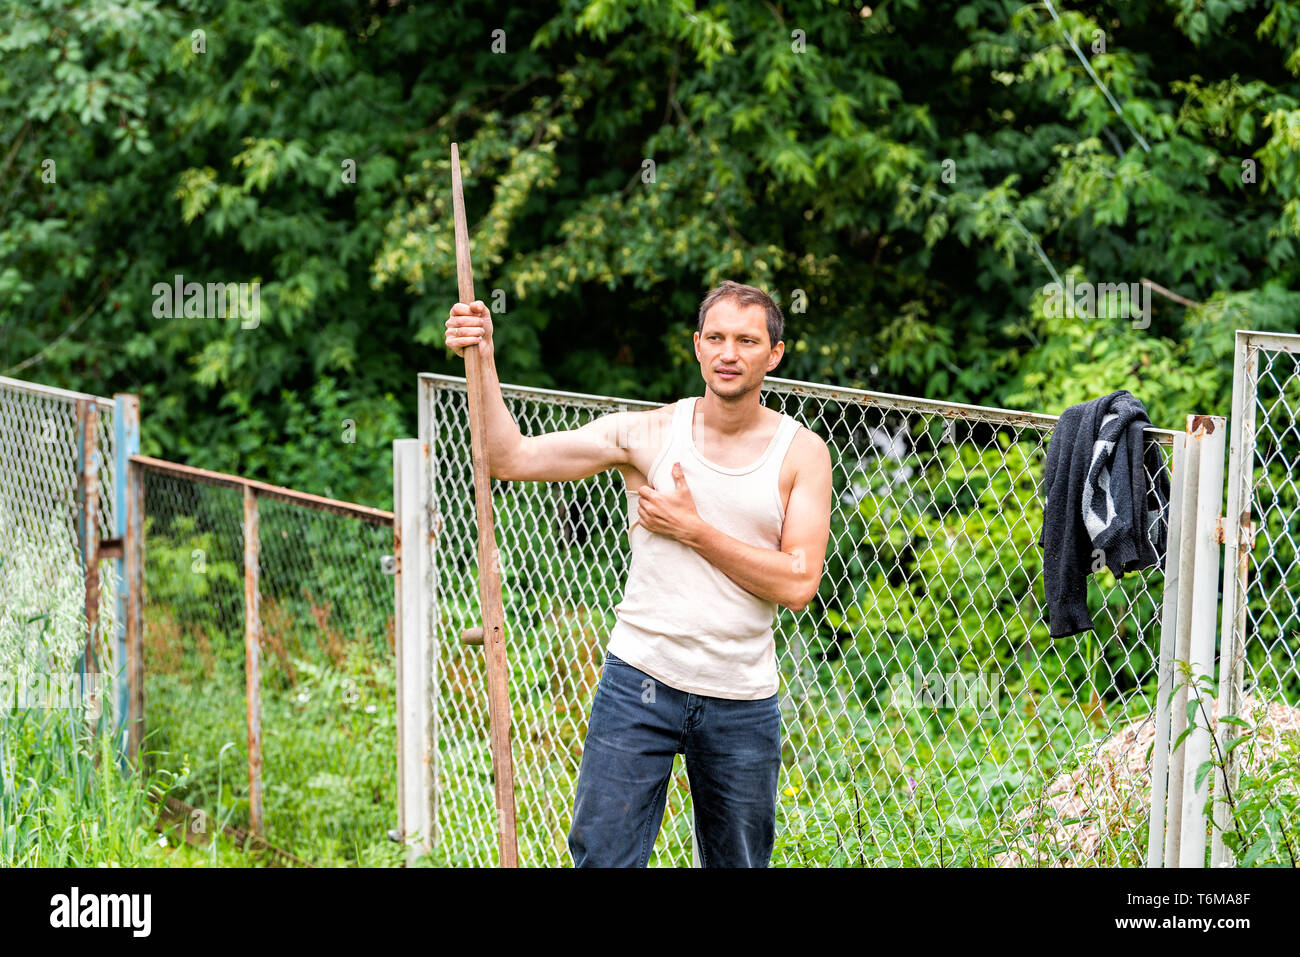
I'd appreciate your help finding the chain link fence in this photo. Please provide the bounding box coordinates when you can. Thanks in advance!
[9,364,1287,868]
[0,375,403,864]
[137,459,400,864]
[420,373,1185,867]
[1216,331,1300,866]
[0,376,118,705]
[1236,338,1300,700]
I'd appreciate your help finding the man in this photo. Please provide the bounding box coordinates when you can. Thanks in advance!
[444,280,833,867]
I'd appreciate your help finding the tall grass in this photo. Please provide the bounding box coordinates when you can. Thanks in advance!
[1,517,141,863]
[0,514,231,866]
[144,644,405,867]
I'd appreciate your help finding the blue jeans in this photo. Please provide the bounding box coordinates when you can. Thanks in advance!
[567,651,782,867]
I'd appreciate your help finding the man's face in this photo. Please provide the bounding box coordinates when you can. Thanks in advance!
[694,299,783,398]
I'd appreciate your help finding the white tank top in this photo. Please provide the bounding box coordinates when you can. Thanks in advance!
[607,395,802,699]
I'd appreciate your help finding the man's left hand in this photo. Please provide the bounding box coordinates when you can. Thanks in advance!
[635,462,702,543]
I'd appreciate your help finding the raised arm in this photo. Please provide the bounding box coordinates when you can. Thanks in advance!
[445,300,635,482]
[498,412,636,482]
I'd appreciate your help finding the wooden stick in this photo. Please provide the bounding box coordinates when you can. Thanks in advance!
[450,141,520,867]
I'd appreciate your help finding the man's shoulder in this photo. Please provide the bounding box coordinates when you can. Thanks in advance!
[603,400,676,426]
[604,402,677,460]
[620,399,678,418]
[786,420,831,472]
[620,402,677,434]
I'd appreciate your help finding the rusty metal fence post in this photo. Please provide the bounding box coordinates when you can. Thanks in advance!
[243,485,264,836]
[74,399,104,729]
[416,384,444,858]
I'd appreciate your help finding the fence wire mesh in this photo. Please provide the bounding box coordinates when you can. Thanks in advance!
[1224,333,1300,865]
[420,374,1181,868]
[139,464,399,864]
[1239,342,1300,701]
[0,378,117,701]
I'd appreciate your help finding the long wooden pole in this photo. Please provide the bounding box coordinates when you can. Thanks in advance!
[450,141,519,867]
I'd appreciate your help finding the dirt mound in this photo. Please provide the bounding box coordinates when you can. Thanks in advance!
[992,695,1300,867]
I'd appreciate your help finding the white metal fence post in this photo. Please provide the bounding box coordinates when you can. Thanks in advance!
[112,393,140,768]
[1211,333,1256,867]
[1146,431,1186,867]
[1163,417,1203,866]
[395,437,434,862]
[1179,415,1226,867]
[1154,414,1227,868]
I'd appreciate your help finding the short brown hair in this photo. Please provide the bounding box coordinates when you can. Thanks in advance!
[696,281,784,349]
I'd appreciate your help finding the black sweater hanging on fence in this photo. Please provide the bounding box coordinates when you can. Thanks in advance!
[1037,389,1171,639]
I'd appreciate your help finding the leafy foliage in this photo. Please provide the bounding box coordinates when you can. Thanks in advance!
[5,0,1300,505]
